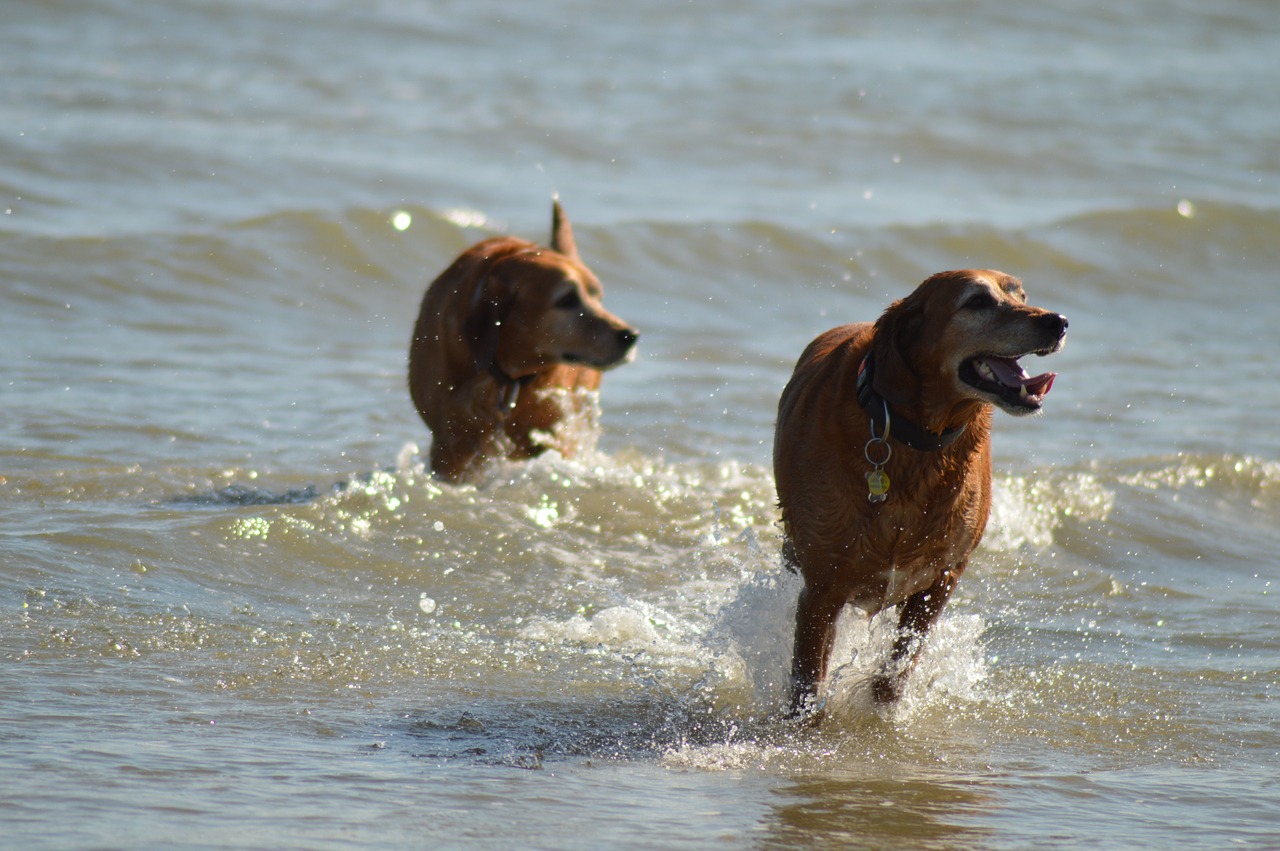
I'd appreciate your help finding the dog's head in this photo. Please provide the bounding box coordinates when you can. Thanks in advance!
[873,269,1067,417]
[466,202,638,379]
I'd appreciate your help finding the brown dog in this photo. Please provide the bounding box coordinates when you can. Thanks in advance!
[774,270,1067,714]
[408,201,638,483]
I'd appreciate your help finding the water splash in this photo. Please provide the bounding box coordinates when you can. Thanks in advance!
[985,469,1115,552]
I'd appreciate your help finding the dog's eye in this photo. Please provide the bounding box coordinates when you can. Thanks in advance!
[963,292,996,310]
[554,290,583,310]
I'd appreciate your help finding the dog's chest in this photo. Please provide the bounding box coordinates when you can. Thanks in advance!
[872,493,978,555]
[848,467,989,596]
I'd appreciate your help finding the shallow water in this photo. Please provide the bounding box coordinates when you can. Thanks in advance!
[4,0,1280,848]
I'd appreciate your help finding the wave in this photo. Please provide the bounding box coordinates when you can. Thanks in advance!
[12,198,1277,302]
[9,432,1278,775]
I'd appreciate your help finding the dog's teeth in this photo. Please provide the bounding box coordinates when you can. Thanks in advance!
[975,360,995,382]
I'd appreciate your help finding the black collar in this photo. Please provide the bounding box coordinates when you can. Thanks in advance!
[855,353,966,452]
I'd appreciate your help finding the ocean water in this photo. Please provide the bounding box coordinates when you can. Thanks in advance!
[3,0,1280,848]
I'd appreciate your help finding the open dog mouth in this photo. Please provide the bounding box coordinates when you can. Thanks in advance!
[960,352,1057,410]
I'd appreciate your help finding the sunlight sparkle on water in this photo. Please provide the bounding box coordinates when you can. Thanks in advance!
[391,210,412,231]
[528,495,560,528]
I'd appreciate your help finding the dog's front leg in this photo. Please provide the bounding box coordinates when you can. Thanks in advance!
[871,565,962,704]
[788,581,849,717]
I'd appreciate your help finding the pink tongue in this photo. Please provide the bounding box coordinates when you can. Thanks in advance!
[986,356,1057,396]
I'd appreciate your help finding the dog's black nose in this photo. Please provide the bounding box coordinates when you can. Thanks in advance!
[1040,313,1068,335]
[618,328,639,348]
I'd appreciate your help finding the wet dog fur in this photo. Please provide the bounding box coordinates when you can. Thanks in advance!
[773,270,1067,715]
[408,201,638,483]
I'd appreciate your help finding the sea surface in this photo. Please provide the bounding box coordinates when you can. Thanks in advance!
[4,0,1279,848]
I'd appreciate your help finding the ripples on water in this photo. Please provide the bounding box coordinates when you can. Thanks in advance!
[5,199,1280,845]
[6,0,1280,843]
[12,440,1270,731]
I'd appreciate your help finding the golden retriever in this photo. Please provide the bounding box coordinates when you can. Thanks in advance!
[774,269,1067,714]
[408,201,638,483]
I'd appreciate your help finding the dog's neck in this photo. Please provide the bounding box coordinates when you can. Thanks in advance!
[855,353,967,452]
[490,363,533,411]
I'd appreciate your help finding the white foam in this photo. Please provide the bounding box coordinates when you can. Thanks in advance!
[521,604,665,648]
[985,470,1114,552]
[821,608,989,723]
[395,441,421,473]
[706,567,803,713]
[330,444,991,745]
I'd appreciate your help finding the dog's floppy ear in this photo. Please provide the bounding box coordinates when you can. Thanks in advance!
[871,298,922,407]
[550,197,579,261]
[464,271,512,375]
